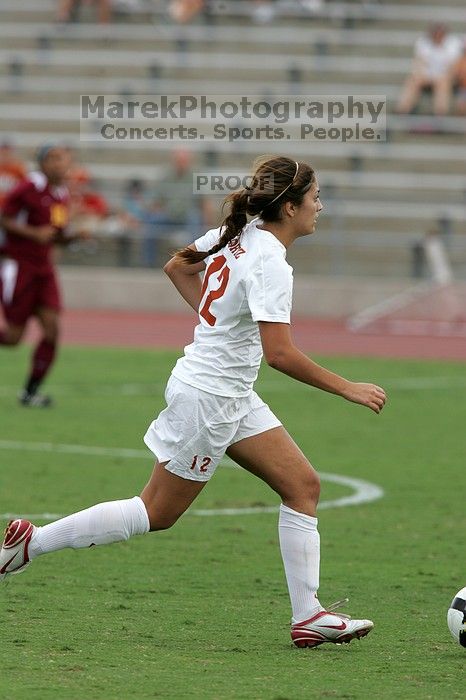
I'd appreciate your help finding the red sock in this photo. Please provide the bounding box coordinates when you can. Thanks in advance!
[26,339,57,394]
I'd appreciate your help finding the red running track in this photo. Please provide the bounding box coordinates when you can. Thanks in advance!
[24,309,466,361]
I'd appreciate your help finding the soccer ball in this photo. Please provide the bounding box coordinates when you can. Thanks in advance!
[447,587,466,647]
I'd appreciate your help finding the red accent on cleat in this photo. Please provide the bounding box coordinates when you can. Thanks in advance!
[0,519,35,578]
[291,609,374,648]
[3,519,34,549]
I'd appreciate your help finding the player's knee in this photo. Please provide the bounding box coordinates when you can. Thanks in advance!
[280,463,320,510]
[303,467,320,504]
[1,327,23,346]
[44,320,60,343]
[289,466,320,508]
[146,507,183,532]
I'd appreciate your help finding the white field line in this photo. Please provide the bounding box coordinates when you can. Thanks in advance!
[0,439,148,460]
[0,375,465,399]
[0,440,383,518]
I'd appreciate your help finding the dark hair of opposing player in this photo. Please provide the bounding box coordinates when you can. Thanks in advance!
[36,142,64,165]
[174,155,315,264]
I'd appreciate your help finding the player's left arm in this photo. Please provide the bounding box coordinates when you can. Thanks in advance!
[163,245,206,312]
[259,321,387,414]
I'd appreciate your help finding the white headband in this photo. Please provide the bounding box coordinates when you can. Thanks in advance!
[264,161,299,208]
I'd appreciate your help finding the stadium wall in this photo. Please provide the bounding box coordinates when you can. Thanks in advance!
[60,267,414,318]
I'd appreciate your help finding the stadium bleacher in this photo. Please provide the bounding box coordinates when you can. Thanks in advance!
[0,0,465,277]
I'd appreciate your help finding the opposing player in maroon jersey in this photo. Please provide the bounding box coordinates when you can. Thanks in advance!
[0,144,86,406]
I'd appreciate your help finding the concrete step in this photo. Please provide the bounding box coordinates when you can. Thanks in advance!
[0,74,402,101]
[5,130,465,172]
[0,21,432,50]
[0,35,418,60]
[0,47,415,75]
[2,0,466,26]
[57,233,466,279]
[1,103,464,138]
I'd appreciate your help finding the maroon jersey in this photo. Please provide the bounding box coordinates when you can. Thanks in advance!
[1,171,69,267]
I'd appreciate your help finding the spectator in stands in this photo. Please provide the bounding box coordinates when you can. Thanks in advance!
[452,42,466,115]
[123,178,147,224]
[122,179,172,267]
[57,0,111,23]
[142,198,172,268]
[168,0,204,23]
[396,24,462,116]
[68,169,145,265]
[0,141,27,210]
[157,149,214,243]
[67,169,110,233]
[252,1,277,24]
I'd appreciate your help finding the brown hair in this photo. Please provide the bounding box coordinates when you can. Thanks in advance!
[175,155,315,264]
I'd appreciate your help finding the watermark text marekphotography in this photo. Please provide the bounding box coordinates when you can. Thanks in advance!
[80,94,386,143]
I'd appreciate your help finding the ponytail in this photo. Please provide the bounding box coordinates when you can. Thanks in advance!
[175,189,249,264]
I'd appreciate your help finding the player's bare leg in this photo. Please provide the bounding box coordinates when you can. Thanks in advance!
[228,426,320,515]
[1,460,205,581]
[20,306,60,407]
[36,306,60,342]
[227,427,373,647]
[140,460,207,530]
[0,322,25,346]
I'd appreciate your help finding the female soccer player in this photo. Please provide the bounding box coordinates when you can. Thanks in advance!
[0,156,386,648]
[0,144,88,407]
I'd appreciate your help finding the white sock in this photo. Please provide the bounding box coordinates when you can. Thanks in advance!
[29,496,150,558]
[278,503,323,623]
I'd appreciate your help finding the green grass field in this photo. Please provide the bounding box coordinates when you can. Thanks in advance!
[0,346,465,700]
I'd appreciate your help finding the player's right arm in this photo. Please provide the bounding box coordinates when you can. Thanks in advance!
[0,181,56,243]
[259,321,386,414]
[164,245,206,312]
[164,229,220,312]
[0,215,56,244]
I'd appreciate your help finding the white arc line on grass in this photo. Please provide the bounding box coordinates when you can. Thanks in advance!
[189,473,384,516]
[0,439,384,518]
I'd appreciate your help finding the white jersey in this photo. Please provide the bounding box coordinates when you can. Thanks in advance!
[415,35,462,78]
[172,218,293,397]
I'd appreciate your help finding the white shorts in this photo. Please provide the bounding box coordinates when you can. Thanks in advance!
[143,375,282,482]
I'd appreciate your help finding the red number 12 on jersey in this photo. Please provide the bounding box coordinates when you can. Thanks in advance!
[199,254,230,326]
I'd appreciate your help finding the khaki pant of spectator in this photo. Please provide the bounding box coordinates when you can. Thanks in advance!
[397,73,452,116]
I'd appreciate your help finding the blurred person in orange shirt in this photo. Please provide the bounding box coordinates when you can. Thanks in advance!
[67,167,109,231]
[0,141,27,209]
[67,166,142,266]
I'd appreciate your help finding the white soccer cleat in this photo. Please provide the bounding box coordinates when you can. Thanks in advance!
[0,519,35,581]
[291,602,374,648]
[18,390,52,408]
